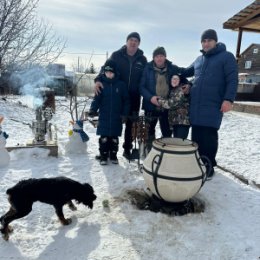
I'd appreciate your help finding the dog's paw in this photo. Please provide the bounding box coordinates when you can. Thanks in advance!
[61,218,72,225]
[2,232,9,241]
[1,225,13,240]
[7,225,13,233]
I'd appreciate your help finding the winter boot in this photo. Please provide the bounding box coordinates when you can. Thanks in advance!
[122,141,132,160]
[110,137,119,164]
[123,149,132,160]
[110,152,118,164]
[100,156,108,165]
[206,167,215,181]
[99,137,109,165]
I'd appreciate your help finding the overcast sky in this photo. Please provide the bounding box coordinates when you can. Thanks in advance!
[37,0,260,71]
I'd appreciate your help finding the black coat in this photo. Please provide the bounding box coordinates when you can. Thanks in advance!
[96,46,147,112]
[90,75,130,136]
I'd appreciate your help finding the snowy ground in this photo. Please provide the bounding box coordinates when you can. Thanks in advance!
[0,96,259,260]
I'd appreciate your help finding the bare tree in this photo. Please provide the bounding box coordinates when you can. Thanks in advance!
[89,63,96,74]
[0,0,66,73]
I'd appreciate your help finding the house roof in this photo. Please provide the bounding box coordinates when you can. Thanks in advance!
[223,1,260,32]
[240,43,260,55]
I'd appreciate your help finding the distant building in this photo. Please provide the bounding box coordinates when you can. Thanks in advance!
[236,44,260,101]
[46,63,72,96]
[45,64,97,96]
[238,43,260,83]
[46,63,65,77]
[74,73,97,97]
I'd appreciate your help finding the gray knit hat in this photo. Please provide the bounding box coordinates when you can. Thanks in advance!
[126,32,141,42]
[153,47,167,58]
[201,29,218,42]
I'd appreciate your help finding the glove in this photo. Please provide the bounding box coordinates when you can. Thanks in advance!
[88,110,98,118]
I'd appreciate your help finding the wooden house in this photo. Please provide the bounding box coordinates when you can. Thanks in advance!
[223,1,260,101]
[238,43,260,83]
[223,1,260,59]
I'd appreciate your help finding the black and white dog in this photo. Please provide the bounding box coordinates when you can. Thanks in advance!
[0,176,97,240]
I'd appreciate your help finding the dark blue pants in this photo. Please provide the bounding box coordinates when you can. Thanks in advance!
[191,125,218,167]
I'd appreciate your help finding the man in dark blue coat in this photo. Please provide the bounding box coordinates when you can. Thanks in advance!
[184,29,238,179]
[95,32,147,160]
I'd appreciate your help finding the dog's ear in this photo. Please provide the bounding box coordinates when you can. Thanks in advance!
[83,183,96,200]
[80,183,97,209]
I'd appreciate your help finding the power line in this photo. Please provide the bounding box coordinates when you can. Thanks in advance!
[62,51,107,55]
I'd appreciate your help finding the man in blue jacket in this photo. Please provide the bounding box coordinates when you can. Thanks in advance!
[184,29,238,180]
[95,32,147,160]
[139,47,190,151]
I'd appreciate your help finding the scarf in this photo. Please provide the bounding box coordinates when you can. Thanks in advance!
[154,65,169,98]
[73,121,89,142]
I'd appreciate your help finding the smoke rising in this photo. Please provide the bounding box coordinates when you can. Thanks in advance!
[10,66,54,109]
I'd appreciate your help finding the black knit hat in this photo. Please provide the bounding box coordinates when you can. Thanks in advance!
[104,60,117,73]
[153,46,167,58]
[201,29,218,42]
[126,32,141,42]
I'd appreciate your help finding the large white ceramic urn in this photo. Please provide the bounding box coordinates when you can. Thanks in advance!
[142,138,207,203]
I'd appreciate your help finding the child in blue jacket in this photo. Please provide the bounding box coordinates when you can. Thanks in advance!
[89,60,130,165]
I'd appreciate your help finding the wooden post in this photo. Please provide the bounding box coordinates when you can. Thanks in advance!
[236,28,243,59]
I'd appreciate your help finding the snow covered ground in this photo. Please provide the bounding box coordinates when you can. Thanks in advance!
[0,96,259,260]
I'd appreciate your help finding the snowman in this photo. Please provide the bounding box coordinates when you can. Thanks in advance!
[0,116,10,167]
[65,120,89,154]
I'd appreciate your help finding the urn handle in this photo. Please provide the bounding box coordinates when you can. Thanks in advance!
[199,155,212,184]
[151,154,162,174]
[151,153,163,200]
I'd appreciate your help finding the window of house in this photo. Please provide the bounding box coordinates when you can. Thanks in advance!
[245,61,252,69]
[253,48,258,54]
